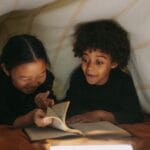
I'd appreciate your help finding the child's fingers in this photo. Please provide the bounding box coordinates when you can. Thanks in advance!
[43,117,53,125]
[35,91,50,103]
[34,109,46,119]
[42,91,50,100]
[34,91,52,111]
[34,109,48,127]
[40,99,53,110]
[35,91,50,102]
[48,99,55,107]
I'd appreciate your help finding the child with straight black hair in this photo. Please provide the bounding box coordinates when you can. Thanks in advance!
[65,19,144,124]
[0,34,56,127]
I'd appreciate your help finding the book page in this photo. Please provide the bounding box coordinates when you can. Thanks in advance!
[46,116,82,135]
[50,101,70,122]
[24,126,79,141]
[43,101,82,134]
[44,101,69,127]
[69,121,131,137]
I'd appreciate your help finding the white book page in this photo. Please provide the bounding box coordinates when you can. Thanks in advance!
[69,121,131,136]
[47,101,70,122]
[47,116,82,134]
[46,101,82,134]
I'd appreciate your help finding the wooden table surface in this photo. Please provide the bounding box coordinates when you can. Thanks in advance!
[0,121,150,150]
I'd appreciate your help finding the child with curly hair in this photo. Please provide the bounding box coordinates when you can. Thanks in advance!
[65,19,144,124]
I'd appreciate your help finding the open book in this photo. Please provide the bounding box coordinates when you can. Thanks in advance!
[24,101,131,141]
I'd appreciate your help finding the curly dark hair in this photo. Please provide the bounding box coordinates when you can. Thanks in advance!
[73,19,131,69]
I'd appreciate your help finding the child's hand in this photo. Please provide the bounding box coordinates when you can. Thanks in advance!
[67,111,101,124]
[35,91,55,110]
[33,108,53,127]
[67,110,115,124]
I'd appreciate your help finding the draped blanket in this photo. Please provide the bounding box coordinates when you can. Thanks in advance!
[0,0,150,113]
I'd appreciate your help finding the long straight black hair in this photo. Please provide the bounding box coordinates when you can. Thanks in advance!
[0,34,51,70]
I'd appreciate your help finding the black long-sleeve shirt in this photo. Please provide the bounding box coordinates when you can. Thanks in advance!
[0,69,55,125]
[65,66,144,124]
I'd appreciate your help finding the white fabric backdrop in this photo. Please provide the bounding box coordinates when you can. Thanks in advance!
[0,0,150,113]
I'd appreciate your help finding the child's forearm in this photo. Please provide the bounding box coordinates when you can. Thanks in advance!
[98,110,116,123]
[13,110,35,127]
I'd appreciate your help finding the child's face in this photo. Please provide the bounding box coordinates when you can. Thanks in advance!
[81,49,117,85]
[9,59,47,94]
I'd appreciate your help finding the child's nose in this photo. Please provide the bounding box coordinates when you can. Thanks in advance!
[30,79,41,87]
[87,62,95,71]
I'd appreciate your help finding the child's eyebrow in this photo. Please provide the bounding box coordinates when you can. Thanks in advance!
[97,55,107,59]
[82,52,88,55]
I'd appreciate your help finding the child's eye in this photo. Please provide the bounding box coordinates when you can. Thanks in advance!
[38,71,46,78]
[81,57,88,63]
[96,60,103,65]
[39,74,45,79]
[20,78,30,82]
[38,73,46,80]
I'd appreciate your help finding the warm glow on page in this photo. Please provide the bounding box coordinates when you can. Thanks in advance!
[50,144,133,150]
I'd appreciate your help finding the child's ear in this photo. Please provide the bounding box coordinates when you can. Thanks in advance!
[1,64,10,76]
[111,62,118,69]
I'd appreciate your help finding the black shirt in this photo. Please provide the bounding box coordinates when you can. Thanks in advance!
[65,66,144,124]
[0,68,55,125]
